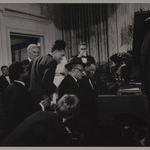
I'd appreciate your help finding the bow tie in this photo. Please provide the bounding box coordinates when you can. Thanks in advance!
[81,56,87,58]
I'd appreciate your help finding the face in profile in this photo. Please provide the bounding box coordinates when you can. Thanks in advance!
[53,50,65,63]
[28,47,40,60]
[73,64,84,80]
[86,64,96,78]
[2,67,9,76]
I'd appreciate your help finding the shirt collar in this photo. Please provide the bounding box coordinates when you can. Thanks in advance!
[48,52,54,59]
[69,73,77,82]
[28,57,32,62]
[14,80,25,87]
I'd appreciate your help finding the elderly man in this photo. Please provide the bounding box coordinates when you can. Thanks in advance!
[21,44,41,89]
[58,57,85,134]
[29,40,66,105]
[58,57,85,101]
[27,44,40,62]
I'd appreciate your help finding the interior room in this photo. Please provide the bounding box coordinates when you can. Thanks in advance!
[0,3,150,146]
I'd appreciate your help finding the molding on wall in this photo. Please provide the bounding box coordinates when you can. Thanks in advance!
[1,8,52,24]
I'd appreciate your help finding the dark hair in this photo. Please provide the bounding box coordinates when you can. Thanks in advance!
[51,40,66,52]
[78,42,87,48]
[85,61,96,67]
[9,61,24,82]
[65,57,85,71]
[1,65,8,71]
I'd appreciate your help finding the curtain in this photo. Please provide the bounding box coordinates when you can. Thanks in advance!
[61,4,109,67]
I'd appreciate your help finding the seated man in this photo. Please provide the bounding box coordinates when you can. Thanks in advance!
[78,61,98,121]
[1,94,79,146]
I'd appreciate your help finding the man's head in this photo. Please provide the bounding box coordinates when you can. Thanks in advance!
[65,58,85,80]
[1,65,9,76]
[51,40,66,63]
[55,94,79,118]
[27,44,40,60]
[85,62,96,78]
[9,61,29,83]
[78,42,88,56]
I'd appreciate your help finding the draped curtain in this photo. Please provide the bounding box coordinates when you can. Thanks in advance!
[61,4,109,67]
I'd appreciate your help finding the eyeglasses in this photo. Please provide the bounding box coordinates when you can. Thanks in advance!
[81,48,87,50]
[74,67,84,73]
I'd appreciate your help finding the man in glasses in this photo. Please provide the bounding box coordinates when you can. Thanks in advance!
[58,57,85,100]
[58,57,85,136]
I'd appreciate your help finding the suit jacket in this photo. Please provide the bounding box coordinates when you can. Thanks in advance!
[1,111,71,146]
[2,81,40,138]
[78,75,99,121]
[0,75,9,93]
[58,74,83,101]
[71,55,96,64]
[58,75,86,132]
[22,59,33,89]
[59,75,99,135]
[29,54,57,104]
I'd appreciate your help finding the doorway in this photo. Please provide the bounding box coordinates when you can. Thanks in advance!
[10,33,43,62]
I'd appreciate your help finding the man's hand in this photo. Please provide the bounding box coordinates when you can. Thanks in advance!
[40,97,51,108]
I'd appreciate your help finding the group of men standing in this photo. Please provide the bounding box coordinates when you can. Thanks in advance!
[0,40,99,145]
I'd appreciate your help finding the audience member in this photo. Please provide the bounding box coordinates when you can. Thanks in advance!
[1,94,79,146]
[27,43,41,62]
[58,57,84,101]
[22,44,41,89]
[78,61,98,121]
[71,42,95,65]
[58,57,84,132]
[0,66,10,94]
[58,57,99,145]
[78,61,99,145]
[2,61,49,139]
[29,40,66,105]
[110,52,132,83]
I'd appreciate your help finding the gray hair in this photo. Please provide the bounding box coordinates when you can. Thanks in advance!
[27,44,39,51]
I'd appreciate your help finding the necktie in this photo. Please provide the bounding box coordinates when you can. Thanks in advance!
[89,79,94,90]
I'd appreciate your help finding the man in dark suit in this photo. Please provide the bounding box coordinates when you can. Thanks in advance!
[78,62,100,145]
[29,40,66,105]
[58,57,85,102]
[22,44,41,89]
[71,42,95,65]
[1,94,80,146]
[78,61,98,121]
[0,66,10,94]
[58,57,87,136]
[27,43,41,62]
[2,61,49,139]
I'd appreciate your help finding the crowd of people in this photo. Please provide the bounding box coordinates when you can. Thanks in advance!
[0,39,144,146]
[0,40,102,146]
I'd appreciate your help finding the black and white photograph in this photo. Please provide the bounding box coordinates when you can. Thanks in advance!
[0,2,149,147]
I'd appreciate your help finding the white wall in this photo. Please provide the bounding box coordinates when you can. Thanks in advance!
[0,4,63,71]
